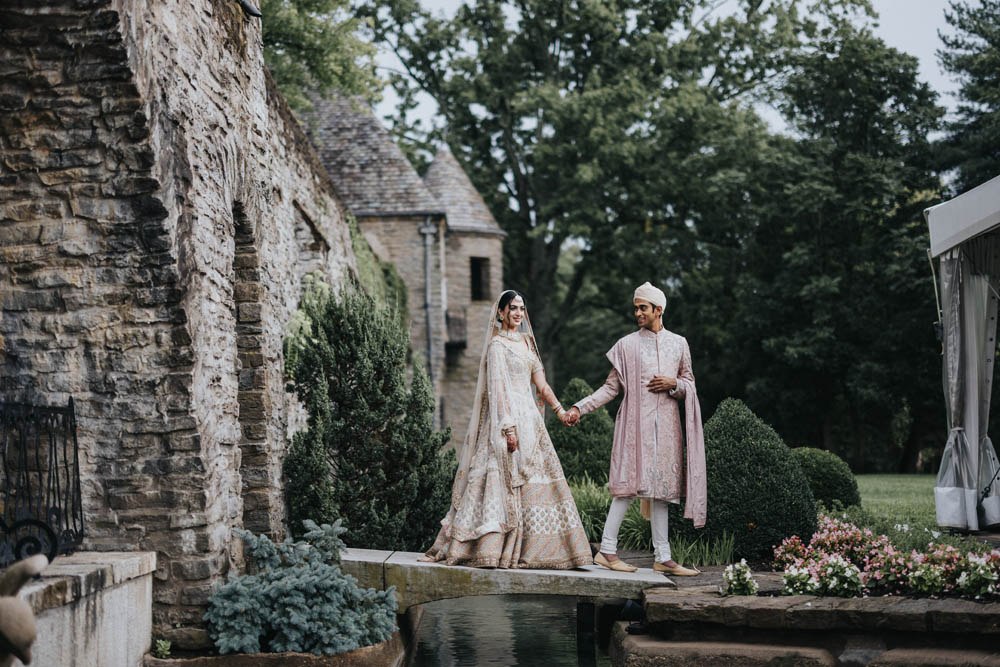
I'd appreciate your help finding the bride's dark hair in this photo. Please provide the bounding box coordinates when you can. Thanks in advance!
[498,290,524,312]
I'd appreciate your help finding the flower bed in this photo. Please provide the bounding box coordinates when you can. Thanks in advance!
[772,513,1000,599]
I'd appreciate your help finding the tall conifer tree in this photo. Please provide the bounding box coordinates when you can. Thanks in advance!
[284,276,454,550]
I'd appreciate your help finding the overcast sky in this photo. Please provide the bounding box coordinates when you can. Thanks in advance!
[375,0,962,127]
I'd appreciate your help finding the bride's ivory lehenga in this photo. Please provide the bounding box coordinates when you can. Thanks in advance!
[424,295,592,569]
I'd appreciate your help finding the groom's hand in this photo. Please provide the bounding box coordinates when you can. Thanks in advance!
[648,376,677,393]
[561,407,580,426]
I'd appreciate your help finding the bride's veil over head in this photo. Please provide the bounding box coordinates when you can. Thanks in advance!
[450,290,538,508]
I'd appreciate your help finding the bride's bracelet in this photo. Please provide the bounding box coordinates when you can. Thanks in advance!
[502,426,516,437]
[553,404,565,416]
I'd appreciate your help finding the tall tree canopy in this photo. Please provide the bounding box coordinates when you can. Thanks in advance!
[938,0,1000,193]
[361,0,877,363]
[361,0,955,471]
[732,28,944,470]
[261,0,381,109]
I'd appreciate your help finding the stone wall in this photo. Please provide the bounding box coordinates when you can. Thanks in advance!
[0,0,356,647]
[440,231,504,439]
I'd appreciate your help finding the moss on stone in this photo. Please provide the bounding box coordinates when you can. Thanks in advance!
[346,213,407,329]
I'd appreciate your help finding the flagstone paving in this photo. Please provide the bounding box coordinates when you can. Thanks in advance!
[340,548,677,611]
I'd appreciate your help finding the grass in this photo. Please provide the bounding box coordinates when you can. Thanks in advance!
[843,474,989,555]
[569,475,735,566]
[855,474,936,525]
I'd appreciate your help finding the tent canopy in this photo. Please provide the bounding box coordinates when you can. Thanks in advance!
[925,174,1000,531]
[926,175,1000,257]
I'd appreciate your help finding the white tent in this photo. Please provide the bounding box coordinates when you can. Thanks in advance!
[925,175,1000,531]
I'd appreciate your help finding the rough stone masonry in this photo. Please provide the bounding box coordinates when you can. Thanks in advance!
[0,0,358,647]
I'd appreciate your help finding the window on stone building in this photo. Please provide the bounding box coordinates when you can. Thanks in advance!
[470,257,490,301]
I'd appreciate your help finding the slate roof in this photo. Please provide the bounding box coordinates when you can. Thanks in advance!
[424,147,505,236]
[303,95,442,217]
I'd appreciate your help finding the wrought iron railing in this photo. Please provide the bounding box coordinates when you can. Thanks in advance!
[0,399,84,567]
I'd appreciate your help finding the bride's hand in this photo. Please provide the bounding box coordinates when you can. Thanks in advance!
[506,432,518,452]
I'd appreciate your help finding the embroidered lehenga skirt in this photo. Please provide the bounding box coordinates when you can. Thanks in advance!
[424,422,592,569]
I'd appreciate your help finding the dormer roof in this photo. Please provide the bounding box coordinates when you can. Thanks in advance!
[424,147,505,236]
[303,95,442,218]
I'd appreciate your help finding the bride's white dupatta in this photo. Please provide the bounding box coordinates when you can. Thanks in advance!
[446,290,541,538]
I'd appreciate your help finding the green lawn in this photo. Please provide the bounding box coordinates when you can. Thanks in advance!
[851,474,990,554]
[856,474,936,526]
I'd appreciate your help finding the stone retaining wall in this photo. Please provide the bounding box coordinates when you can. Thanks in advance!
[610,586,1000,666]
[18,552,156,667]
[0,0,357,648]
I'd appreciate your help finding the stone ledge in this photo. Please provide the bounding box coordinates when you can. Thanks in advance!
[869,648,1000,666]
[610,622,836,667]
[643,588,1000,635]
[19,550,157,614]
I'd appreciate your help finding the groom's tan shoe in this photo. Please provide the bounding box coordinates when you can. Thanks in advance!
[653,561,700,576]
[594,553,638,572]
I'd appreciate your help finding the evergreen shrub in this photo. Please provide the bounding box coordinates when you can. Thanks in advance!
[670,398,817,562]
[791,447,861,508]
[204,520,397,655]
[283,275,455,551]
[548,378,613,482]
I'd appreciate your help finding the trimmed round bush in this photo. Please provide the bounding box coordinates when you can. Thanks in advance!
[790,447,861,508]
[670,398,817,562]
[548,378,614,482]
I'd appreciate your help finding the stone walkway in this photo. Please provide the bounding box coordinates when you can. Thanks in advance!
[616,549,786,592]
[340,548,679,611]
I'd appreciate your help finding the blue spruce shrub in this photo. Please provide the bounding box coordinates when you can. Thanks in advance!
[204,520,397,655]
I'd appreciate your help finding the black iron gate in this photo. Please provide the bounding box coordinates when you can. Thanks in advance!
[0,398,84,567]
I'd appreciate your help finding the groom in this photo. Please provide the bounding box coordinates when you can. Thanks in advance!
[562,282,707,577]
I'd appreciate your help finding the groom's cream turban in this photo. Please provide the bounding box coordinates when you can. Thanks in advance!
[634,282,666,309]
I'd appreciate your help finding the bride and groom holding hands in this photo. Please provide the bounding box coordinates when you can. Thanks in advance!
[420,283,707,577]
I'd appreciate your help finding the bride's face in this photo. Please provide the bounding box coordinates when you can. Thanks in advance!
[500,295,526,330]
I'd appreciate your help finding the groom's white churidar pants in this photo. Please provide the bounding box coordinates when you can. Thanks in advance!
[601,497,671,563]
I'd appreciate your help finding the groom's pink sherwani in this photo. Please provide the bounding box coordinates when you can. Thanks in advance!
[574,328,707,528]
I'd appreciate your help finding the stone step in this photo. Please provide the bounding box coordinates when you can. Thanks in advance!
[642,587,1000,634]
[869,648,1000,666]
[610,623,835,667]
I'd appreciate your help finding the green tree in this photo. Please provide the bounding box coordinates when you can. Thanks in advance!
[361,0,872,377]
[938,0,1000,193]
[261,0,381,110]
[283,275,455,550]
[731,28,943,470]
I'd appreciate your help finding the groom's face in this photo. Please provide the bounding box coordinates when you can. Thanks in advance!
[634,299,662,330]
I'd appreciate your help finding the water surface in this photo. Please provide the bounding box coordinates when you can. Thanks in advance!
[410,595,613,667]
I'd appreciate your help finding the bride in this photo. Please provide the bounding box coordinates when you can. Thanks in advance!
[422,290,592,568]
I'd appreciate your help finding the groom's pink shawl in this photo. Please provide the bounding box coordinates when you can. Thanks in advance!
[606,332,707,528]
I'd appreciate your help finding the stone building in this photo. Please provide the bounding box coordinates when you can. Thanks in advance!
[0,0,506,651]
[305,97,505,438]
[0,0,359,647]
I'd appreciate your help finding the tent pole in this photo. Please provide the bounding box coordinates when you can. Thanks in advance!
[928,248,943,323]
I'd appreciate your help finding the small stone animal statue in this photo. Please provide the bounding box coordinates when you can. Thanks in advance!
[0,555,48,666]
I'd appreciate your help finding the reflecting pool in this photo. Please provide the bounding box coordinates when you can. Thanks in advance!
[410,595,613,666]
